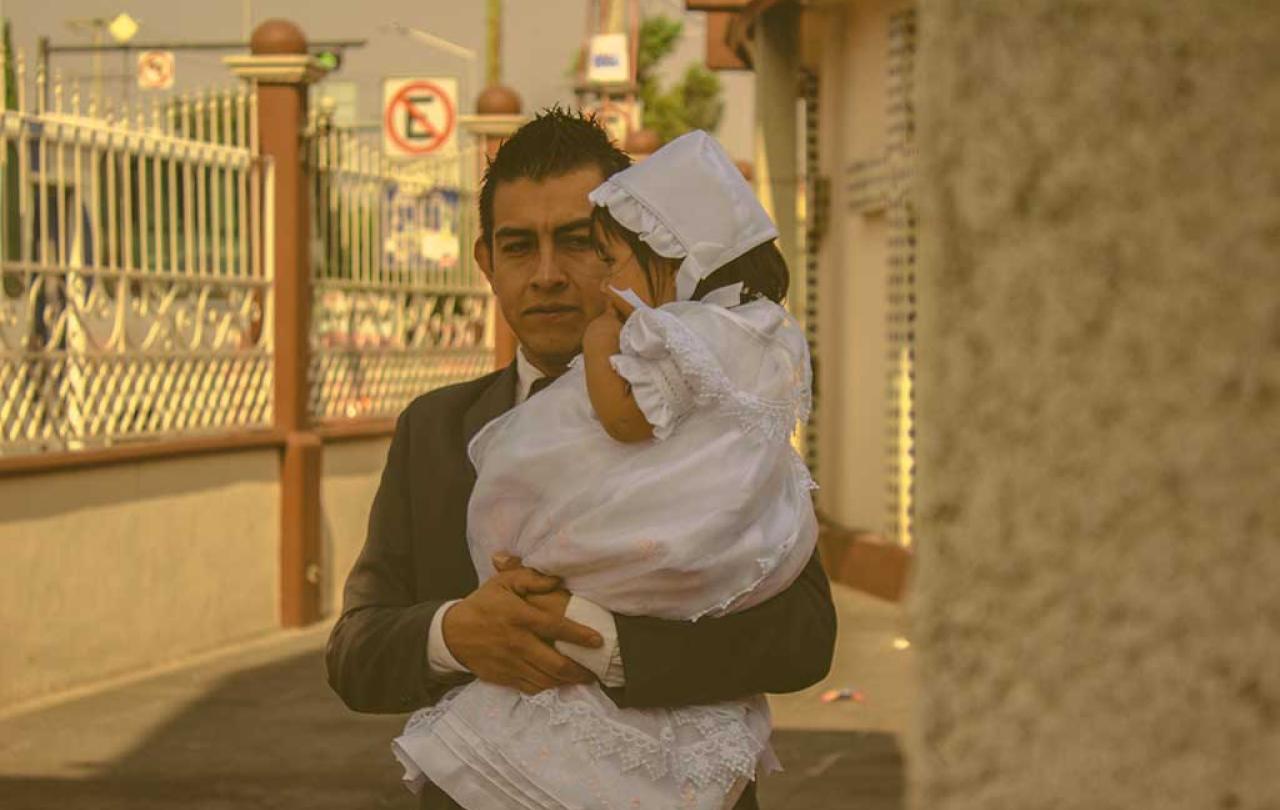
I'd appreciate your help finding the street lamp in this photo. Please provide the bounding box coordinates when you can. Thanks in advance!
[65,12,139,103]
[381,22,477,116]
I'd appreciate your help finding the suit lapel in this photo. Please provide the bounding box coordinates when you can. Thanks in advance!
[462,363,518,445]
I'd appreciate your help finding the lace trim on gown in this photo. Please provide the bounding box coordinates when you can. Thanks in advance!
[402,688,773,796]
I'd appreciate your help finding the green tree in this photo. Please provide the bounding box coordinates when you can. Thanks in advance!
[636,16,724,145]
[636,15,683,88]
[571,15,725,145]
[2,20,14,111]
[643,63,723,144]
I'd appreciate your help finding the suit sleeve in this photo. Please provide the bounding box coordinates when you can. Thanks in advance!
[611,550,836,709]
[325,410,471,713]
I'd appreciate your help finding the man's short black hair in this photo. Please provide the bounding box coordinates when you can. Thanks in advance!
[479,106,632,246]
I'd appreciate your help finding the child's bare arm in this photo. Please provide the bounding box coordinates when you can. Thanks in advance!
[583,312,655,443]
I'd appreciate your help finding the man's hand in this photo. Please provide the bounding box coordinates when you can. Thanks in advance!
[526,588,572,618]
[442,565,601,695]
[492,554,572,619]
[491,550,573,624]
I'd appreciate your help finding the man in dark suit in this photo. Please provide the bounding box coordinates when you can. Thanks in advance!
[326,109,837,809]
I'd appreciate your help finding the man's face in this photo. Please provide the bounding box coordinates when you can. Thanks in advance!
[476,166,611,373]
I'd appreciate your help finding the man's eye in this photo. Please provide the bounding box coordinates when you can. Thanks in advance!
[562,235,593,251]
[502,242,532,255]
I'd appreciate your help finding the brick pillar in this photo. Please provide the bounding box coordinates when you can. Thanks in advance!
[462,84,525,370]
[226,20,329,627]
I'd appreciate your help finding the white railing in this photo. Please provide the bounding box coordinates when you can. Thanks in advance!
[0,52,274,454]
[306,110,492,422]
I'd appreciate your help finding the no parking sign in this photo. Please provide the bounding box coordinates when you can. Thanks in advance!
[382,77,458,158]
[137,51,176,91]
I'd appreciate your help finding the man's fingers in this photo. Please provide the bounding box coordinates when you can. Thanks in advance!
[491,553,522,572]
[519,638,595,685]
[503,567,562,596]
[511,657,560,694]
[513,677,552,696]
[525,610,603,648]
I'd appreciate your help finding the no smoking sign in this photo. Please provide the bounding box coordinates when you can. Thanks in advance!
[383,77,458,158]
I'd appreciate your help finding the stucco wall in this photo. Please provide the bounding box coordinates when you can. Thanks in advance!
[0,450,280,709]
[320,438,392,618]
[911,2,1280,808]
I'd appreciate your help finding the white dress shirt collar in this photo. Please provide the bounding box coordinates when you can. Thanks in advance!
[514,346,543,405]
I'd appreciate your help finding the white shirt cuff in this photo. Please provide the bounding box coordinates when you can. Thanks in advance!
[426,599,469,675]
[555,595,625,687]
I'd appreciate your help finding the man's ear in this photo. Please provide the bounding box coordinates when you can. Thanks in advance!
[474,237,495,290]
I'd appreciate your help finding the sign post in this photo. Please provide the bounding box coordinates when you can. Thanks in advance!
[382,77,458,158]
[587,98,639,148]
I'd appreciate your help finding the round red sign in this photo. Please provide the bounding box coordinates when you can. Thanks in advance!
[384,80,457,155]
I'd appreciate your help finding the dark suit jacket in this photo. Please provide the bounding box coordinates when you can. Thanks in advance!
[325,364,838,807]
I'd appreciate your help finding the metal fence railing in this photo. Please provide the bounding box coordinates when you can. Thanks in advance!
[0,53,274,454]
[305,109,493,423]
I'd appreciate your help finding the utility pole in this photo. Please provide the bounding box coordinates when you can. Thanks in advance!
[64,14,139,104]
[385,23,477,115]
[486,0,501,85]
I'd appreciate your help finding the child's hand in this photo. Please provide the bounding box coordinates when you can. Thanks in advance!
[604,286,639,321]
[583,308,623,355]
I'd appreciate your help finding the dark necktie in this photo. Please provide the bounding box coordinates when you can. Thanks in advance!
[528,376,554,398]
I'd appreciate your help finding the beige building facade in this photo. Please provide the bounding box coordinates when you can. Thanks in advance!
[719,0,918,544]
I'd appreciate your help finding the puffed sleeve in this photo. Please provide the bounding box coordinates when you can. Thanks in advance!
[608,291,812,444]
[609,307,698,440]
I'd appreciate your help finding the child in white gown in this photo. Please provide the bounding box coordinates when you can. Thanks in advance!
[392,130,818,810]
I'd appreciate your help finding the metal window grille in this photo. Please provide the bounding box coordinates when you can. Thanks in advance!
[885,7,917,546]
[800,69,821,479]
[305,109,493,423]
[1,52,273,454]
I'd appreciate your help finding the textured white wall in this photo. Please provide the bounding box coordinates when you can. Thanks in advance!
[0,451,280,709]
[911,2,1280,808]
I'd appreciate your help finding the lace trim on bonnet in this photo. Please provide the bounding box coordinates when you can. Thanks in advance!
[588,177,749,302]
[588,177,688,260]
[586,130,781,302]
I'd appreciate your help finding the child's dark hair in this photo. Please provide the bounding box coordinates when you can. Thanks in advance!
[591,205,790,304]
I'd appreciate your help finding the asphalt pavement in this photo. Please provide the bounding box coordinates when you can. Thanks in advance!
[0,584,912,810]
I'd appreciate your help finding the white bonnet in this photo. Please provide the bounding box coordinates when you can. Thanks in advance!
[587,130,779,301]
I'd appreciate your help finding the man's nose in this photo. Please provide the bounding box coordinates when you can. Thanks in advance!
[530,243,569,289]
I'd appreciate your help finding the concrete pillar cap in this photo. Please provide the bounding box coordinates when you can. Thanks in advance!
[476,84,523,116]
[251,19,307,55]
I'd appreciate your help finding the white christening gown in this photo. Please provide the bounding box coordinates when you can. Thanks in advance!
[393,292,818,810]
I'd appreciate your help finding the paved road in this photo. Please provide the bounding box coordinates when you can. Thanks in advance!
[0,585,910,809]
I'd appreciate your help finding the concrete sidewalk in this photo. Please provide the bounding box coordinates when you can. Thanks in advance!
[0,584,912,809]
